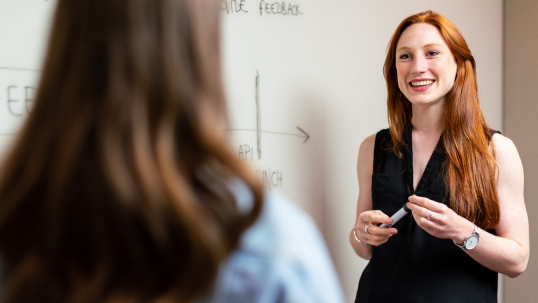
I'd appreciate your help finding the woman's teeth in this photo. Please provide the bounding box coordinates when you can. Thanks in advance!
[410,80,434,87]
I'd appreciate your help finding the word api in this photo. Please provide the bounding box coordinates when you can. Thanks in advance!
[238,144,255,162]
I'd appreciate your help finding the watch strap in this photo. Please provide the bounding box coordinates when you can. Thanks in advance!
[453,224,479,250]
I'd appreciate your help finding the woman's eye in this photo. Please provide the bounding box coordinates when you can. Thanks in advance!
[399,54,410,59]
[427,51,439,56]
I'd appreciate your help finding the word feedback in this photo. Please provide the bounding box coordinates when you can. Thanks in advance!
[259,1,302,16]
[221,0,304,16]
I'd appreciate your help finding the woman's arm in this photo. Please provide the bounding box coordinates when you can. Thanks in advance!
[349,134,397,260]
[407,134,529,277]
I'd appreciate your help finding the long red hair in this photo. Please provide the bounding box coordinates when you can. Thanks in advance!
[384,11,500,230]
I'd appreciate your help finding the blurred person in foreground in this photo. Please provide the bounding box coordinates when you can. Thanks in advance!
[0,0,344,302]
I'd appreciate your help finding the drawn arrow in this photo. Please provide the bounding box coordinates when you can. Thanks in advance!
[228,127,311,144]
[228,70,311,162]
[296,126,310,143]
[256,71,261,159]
[0,66,42,72]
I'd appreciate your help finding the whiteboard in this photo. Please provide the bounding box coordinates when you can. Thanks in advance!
[0,0,503,301]
[221,0,326,227]
[0,0,54,149]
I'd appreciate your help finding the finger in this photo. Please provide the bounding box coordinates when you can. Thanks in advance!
[408,195,444,213]
[421,217,438,230]
[414,213,436,227]
[411,211,440,235]
[407,202,431,219]
[371,233,394,245]
[367,225,398,236]
[410,211,422,225]
[370,239,390,246]
[365,210,393,225]
[362,233,393,246]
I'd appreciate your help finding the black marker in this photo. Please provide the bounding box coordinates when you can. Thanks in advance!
[379,203,410,228]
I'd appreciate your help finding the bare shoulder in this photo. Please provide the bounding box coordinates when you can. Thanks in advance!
[491,133,521,164]
[358,134,376,157]
[357,133,376,174]
[491,133,524,187]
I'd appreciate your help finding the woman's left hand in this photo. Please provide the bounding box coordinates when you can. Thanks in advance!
[406,195,473,241]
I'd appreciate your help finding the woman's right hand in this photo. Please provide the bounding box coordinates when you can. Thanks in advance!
[354,210,398,246]
[351,134,397,259]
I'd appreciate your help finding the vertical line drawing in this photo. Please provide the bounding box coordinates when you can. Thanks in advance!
[228,70,310,152]
[256,70,261,159]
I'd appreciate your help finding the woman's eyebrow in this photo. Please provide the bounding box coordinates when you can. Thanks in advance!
[396,43,444,53]
[423,43,444,49]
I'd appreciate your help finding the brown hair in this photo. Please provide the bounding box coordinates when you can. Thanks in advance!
[384,11,500,230]
[0,0,263,302]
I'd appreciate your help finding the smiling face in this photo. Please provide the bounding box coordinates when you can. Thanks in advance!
[395,23,458,107]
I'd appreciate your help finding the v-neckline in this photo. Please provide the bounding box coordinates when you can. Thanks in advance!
[404,127,443,195]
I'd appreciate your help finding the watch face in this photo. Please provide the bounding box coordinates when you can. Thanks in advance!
[465,235,479,250]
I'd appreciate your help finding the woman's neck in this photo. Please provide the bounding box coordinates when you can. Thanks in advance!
[411,102,444,136]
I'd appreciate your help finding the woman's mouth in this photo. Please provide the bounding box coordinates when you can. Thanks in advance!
[409,80,434,91]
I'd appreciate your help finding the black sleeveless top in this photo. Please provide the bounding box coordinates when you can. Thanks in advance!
[354,128,499,303]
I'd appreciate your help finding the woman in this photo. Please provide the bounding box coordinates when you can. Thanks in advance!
[350,11,529,303]
[0,0,344,302]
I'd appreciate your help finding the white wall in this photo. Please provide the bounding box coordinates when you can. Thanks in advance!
[0,0,503,301]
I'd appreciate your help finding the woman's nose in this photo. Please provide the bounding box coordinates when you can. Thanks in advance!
[411,55,428,74]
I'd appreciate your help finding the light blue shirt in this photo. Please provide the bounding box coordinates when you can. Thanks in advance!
[199,182,345,303]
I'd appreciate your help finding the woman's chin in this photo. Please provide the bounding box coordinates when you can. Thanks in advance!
[406,96,446,107]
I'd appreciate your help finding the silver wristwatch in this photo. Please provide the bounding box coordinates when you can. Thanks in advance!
[453,224,480,250]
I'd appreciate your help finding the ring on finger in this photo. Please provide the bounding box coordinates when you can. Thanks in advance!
[365,223,372,234]
[427,211,432,221]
